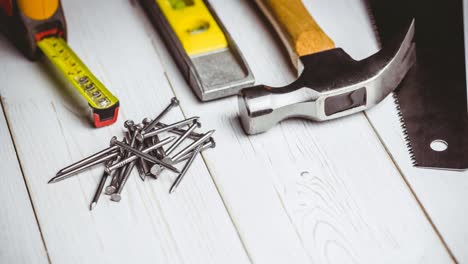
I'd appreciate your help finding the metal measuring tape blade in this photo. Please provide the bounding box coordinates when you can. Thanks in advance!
[37,36,120,127]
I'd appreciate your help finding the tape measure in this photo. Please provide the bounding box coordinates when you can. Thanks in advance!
[37,36,120,127]
[0,0,120,127]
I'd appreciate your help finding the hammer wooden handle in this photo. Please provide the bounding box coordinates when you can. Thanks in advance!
[255,0,335,68]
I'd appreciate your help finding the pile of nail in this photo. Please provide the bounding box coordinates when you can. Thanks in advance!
[49,98,215,210]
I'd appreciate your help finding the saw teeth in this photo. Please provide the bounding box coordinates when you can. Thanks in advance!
[392,93,417,167]
[364,1,382,48]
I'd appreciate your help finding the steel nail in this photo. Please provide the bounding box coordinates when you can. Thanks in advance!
[110,142,146,202]
[169,143,203,193]
[142,117,152,125]
[124,120,135,130]
[49,151,120,183]
[167,121,201,155]
[137,121,153,180]
[136,158,146,181]
[141,117,152,137]
[149,137,215,176]
[105,139,129,194]
[138,117,199,142]
[127,124,143,149]
[174,137,215,162]
[56,145,119,175]
[111,137,180,173]
[89,155,122,210]
[143,137,159,177]
[169,130,215,162]
[105,176,119,195]
[105,136,176,173]
[105,163,125,195]
[143,97,179,133]
[150,121,200,175]
[152,135,166,160]
[155,122,204,140]
[110,157,138,202]
[115,124,143,187]
[147,136,164,178]
[141,161,151,179]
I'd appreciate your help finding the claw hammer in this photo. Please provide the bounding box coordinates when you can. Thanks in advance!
[238,0,416,134]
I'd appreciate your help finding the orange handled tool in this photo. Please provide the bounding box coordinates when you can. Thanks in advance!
[0,0,66,59]
[0,0,120,128]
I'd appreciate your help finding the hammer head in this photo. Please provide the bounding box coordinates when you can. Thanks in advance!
[239,20,416,135]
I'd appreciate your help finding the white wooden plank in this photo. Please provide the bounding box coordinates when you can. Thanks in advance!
[312,0,468,262]
[326,0,468,262]
[367,98,467,263]
[136,0,455,263]
[0,101,49,263]
[0,0,249,263]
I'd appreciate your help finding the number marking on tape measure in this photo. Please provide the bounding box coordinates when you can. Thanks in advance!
[37,36,119,110]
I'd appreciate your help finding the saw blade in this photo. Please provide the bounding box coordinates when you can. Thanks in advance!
[369,0,468,170]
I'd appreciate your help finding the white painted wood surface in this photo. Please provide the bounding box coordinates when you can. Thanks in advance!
[0,102,49,263]
[136,0,454,263]
[0,0,249,263]
[364,1,468,262]
[367,94,468,263]
[0,0,465,263]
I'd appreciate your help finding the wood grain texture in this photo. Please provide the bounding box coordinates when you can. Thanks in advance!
[255,0,335,68]
[0,101,49,263]
[0,0,464,263]
[0,0,249,263]
[367,97,468,263]
[139,0,454,263]
[300,2,464,261]
[325,0,468,262]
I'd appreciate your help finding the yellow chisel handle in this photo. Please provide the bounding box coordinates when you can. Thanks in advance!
[156,0,228,56]
[255,0,335,69]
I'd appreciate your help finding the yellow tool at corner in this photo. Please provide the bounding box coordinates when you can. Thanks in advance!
[17,0,58,20]
[156,0,227,56]
[37,37,119,110]
[2,0,120,127]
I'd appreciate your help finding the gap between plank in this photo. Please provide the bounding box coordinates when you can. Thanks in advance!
[157,41,454,263]
[136,1,459,261]
[363,111,458,263]
[0,97,52,264]
[162,72,255,264]
[140,4,440,260]
[246,133,316,264]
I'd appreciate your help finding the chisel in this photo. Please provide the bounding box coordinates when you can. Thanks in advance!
[139,0,255,101]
